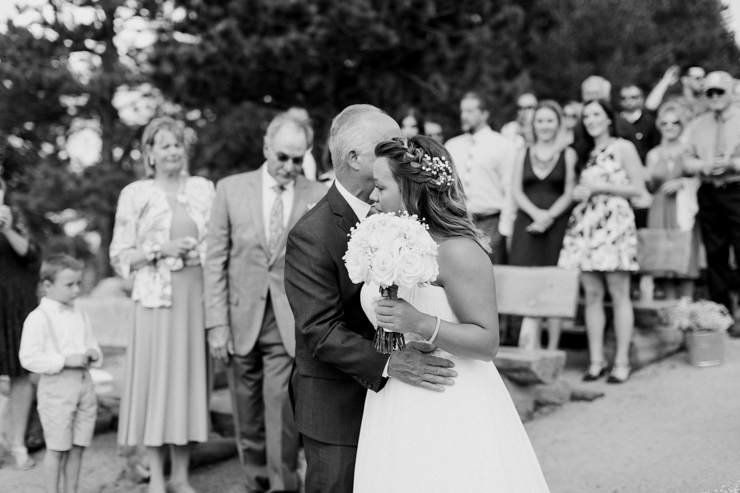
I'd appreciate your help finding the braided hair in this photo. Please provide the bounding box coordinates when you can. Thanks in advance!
[374,135,489,252]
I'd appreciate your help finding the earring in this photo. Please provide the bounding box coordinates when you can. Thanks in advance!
[148,156,156,168]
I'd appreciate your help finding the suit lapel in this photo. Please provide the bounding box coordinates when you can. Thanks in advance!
[246,170,269,255]
[327,183,361,235]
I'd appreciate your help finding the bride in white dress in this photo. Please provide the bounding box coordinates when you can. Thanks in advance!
[353,136,550,492]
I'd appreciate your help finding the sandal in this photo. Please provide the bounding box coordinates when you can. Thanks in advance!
[607,364,631,384]
[11,446,36,470]
[582,361,607,382]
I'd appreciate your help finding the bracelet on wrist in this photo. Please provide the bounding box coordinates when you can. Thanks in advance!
[428,316,441,344]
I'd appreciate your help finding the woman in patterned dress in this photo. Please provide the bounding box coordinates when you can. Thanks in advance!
[558,100,647,384]
[111,117,215,493]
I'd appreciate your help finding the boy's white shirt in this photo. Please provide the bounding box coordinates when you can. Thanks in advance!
[19,297,103,375]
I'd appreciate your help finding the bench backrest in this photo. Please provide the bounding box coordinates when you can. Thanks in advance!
[493,266,580,319]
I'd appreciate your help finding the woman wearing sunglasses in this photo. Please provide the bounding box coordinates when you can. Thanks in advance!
[641,102,700,300]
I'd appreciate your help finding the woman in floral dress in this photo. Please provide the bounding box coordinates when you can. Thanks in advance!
[558,99,647,384]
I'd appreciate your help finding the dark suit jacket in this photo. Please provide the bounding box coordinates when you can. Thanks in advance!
[284,183,389,446]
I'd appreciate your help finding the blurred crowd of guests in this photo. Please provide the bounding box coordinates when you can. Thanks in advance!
[2,63,740,492]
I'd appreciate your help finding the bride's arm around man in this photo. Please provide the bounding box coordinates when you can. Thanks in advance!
[284,104,457,493]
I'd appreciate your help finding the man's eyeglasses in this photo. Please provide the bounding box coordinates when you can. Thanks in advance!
[564,113,578,119]
[705,89,726,98]
[276,153,305,165]
[518,105,536,111]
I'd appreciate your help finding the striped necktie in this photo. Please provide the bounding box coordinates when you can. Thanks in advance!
[268,185,285,255]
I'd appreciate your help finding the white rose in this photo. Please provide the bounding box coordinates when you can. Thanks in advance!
[344,248,370,284]
[371,249,398,287]
[396,250,428,288]
[368,225,398,251]
[418,254,439,284]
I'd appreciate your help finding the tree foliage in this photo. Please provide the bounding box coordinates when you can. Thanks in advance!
[147,0,739,180]
[1,0,738,285]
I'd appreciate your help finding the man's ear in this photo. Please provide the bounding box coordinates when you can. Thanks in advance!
[263,139,270,160]
[347,150,361,171]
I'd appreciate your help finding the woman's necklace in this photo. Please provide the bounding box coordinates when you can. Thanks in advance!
[532,144,558,165]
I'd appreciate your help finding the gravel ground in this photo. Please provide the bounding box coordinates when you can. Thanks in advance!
[2,339,739,493]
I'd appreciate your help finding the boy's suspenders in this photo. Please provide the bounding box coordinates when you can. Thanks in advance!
[39,308,62,355]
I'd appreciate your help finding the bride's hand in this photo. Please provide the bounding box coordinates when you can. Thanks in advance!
[375,298,428,335]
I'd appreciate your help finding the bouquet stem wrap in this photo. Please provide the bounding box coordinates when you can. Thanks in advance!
[373,284,406,354]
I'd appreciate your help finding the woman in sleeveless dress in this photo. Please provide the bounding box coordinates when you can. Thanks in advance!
[110,118,214,493]
[353,136,550,492]
[510,100,577,350]
[557,100,647,384]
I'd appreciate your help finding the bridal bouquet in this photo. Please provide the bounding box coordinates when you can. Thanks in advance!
[344,212,439,353]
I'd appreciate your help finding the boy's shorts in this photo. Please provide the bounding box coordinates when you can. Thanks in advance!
[37,369,98,452]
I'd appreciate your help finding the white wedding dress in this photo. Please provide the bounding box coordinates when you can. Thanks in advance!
[354,283,550,493]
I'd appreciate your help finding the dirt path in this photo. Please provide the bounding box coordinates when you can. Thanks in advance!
[2,340,739,493]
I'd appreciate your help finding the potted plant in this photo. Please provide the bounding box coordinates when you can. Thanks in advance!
[672,298,733,367]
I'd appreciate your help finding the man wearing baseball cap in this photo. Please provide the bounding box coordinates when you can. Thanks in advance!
[684,70,740,335]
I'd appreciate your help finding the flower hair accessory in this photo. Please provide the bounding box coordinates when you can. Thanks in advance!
[420,154,454,187]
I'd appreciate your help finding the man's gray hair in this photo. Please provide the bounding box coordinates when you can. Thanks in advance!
[265,112,314,148]
[329,104,386,171]
[581,75,612,100]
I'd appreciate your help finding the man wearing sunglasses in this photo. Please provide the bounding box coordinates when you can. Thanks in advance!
[684,71,740,337]
[205,112,328,493]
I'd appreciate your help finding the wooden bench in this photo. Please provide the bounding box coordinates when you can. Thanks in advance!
[491,265,580,385]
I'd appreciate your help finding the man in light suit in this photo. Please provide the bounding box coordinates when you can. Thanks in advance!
[205,112,328,493]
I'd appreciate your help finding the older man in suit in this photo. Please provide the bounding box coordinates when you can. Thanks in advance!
[284,104,457,493]
[205,112,328,493]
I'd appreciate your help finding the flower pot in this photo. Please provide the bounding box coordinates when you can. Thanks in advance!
[685,330,726,367]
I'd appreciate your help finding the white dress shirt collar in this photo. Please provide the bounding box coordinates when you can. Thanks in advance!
[335,179,372,221]
[470,124,494,142]
[39,297,75,313]
[262,164,295,193]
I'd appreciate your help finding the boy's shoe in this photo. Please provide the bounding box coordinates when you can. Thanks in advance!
[11,446,36,470]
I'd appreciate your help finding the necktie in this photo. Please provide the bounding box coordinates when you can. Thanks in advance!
[268,185,285,255]
[714,112,726,158]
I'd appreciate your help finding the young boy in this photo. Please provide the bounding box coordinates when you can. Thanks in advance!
[19,254,102,493]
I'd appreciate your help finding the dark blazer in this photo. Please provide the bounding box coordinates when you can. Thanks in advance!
[285,183,389,446]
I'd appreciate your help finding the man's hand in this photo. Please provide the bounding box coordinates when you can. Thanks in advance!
[663,65,680,85]
[65,354,89,369]
[387,341,457,392]
[207,324,233,362]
